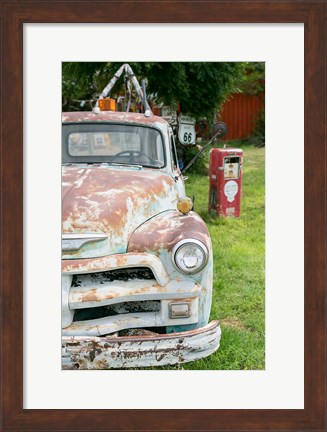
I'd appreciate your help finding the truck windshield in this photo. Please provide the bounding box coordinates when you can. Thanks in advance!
[62,124,165,168]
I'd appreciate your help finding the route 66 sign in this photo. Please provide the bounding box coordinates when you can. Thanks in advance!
[178,114,196,145]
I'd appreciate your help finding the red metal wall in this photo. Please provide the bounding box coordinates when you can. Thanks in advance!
[219,93,264,140]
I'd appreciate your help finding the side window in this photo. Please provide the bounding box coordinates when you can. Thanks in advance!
[170,133,179,171]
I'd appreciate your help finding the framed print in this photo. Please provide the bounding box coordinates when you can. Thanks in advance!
[1,1,325,431]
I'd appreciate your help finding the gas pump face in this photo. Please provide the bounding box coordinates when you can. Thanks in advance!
[224,156,241,179]
[208,148,243,218]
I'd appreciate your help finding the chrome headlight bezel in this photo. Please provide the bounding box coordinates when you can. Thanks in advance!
[172,239,209,274]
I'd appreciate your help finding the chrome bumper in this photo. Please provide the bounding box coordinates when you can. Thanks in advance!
[62,320,221,369]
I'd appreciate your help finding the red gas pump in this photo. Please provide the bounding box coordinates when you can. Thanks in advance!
[209,148,243,218]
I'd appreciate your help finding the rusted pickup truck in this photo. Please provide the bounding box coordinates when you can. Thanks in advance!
[61,109,221,369]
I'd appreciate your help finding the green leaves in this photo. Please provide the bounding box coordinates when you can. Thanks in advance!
[62,62,264,121]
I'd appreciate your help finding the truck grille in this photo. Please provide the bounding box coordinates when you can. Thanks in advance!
[72,267,159,325]
[74,300,161,321]
[72,267,155,287]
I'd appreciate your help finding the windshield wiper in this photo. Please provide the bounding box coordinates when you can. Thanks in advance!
[101,162,143,170]
[63,161,144,170]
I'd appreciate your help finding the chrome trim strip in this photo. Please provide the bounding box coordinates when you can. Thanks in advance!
[62,233,108,240]
[62,233,108,251]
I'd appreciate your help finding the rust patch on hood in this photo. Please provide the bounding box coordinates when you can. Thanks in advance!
[128,210,211,253]
[62,166,178,256]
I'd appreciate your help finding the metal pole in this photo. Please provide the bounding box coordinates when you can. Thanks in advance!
[94,64,153,115]
[141,79,149,112]
[181,122,228,174]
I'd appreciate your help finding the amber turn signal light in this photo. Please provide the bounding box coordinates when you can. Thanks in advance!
[177,197,193,215]
[98,98,116,111]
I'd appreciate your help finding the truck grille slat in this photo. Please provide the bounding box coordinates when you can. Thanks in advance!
[74,300,161,321]
[72,267,155,287]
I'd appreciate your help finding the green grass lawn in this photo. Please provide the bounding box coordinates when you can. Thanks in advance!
[160,142,265,370]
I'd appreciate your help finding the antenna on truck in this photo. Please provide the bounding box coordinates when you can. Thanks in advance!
[93,63,152,115]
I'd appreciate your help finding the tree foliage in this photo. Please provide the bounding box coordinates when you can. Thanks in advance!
[235,62,265,95]
[62,62,263,120]
[237,62,265,146]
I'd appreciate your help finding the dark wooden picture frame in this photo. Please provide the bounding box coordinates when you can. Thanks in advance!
[1,1,325,431]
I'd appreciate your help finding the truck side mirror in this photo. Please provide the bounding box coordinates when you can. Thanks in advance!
[211,121,228,139]
[181,121,228,174]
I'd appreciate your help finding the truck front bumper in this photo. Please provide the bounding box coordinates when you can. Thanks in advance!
[62,320,221,369]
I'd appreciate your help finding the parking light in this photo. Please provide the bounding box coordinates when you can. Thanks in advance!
[177,197,193,214]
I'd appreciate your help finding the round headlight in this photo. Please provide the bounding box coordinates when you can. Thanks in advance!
[172,239,208,274]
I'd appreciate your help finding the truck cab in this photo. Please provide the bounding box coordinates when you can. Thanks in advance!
[61,110,221,369]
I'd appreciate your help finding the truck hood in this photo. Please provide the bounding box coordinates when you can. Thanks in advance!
[62,165,178,258]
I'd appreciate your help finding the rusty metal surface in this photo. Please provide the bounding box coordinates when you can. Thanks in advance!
[128,210,211,253]
[61,108,218,367]
[63,297,199,336]
[62,166,178,258]
[62,111,167,126]
[62,252,170,286]
[69,278,201,309]
[62,320,221,369]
